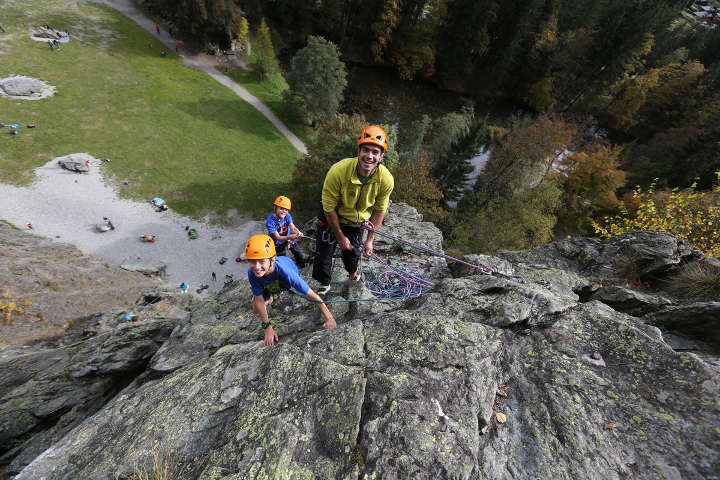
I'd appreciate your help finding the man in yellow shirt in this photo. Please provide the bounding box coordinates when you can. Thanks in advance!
[312,125,395,295]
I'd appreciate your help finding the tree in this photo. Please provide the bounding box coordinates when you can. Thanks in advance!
[253,18,279,79]
[451,115,575,253]
[557,145,627,234]
[391,154,446,223]
[607,69,660,131]
[236,17,249,50]
[371,0,402,62]
[254,18,275,59]
[430,111,489,204]
[284,36,347,125]
[148,0,244,49]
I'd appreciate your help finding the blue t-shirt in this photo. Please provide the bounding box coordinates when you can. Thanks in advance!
[266,213,294,245]
[247,256,309,296]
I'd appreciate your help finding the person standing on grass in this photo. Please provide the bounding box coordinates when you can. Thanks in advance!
[246,235,335,347]
[266,195,306,268]
[312,125,394,296]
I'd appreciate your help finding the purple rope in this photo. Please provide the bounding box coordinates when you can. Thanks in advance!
[362,221,492,274]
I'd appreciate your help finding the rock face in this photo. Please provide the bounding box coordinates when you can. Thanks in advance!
[0,285,195,473]
[1,206,718,479]
[0,223,159,345]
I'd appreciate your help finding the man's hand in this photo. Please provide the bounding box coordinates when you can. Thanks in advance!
[264,326,279,346]
[323,314,337,330]
[337,234,352,251]
[362,239,374,257]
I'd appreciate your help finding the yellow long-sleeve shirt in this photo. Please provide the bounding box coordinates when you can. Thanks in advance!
[321,157,394,224]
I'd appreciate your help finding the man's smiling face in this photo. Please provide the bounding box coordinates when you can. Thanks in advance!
[357,144,384,176]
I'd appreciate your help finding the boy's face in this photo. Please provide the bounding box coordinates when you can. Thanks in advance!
[274,206,289,219]
[249,257,275,277]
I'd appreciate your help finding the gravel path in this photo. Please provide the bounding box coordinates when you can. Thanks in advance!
[0,156,264,290]
[96,0,307,154]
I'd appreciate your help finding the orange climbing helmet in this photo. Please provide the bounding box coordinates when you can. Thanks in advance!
[357,125,388,152]
[245,234,276,259]
[274,195,292,210]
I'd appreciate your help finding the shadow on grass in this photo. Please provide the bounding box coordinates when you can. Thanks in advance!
[174,98,287,143]
[170,177,301,221]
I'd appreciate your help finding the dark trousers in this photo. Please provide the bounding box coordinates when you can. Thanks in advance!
[312,224,364,286]
[276,241,306,268]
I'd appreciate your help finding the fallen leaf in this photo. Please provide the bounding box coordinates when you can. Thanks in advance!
[495,412,507,423]
[603,423,616,430]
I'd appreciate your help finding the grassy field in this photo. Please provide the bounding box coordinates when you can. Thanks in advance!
[217,64,314,146]
[0,0,301,220]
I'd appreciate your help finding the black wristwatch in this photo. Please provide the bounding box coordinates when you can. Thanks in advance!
[261,321,271,330]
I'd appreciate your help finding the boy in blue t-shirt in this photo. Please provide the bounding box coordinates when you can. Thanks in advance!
[245,234,335,346]
[266,195,306,268]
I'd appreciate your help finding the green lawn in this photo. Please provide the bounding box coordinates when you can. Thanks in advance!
[217,66,314,146]
[0,0,301,220]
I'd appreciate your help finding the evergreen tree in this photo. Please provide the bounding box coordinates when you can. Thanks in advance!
[425,108,489,204]
[253,18,279,79]
[284,36,348,125]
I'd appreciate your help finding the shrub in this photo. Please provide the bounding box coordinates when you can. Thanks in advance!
[593,172,720,258]
[129,439,175,480]
[666,261,720,300]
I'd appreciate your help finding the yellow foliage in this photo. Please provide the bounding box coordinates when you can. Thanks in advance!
[371,0,402,62]
[534,14,558,54]
[523,76,555,111]
[593,172,720,257]
[237,17,249,42]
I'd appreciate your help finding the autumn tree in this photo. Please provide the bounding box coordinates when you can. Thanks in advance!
[391,154,446,223]
[252,18,279,79]
[236,17,249,50]
[556,145,627,234]
[607,69,660,131]
[593,173,720,258]
[284,36,347,125]
[451,116,575,253]
[371,0,402,63]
